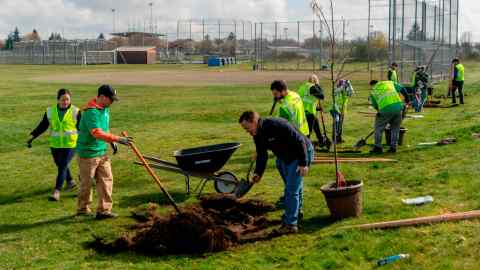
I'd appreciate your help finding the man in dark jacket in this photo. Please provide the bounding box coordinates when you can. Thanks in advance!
[239,111,314,234]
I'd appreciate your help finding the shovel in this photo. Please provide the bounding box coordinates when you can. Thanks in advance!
[122,131,182,214]
[234,159,256,198]
[318,107,332,150]
[353,130,375,149]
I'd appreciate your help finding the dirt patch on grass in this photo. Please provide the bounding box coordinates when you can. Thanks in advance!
[33,69,329,87]
[89,194,282,255]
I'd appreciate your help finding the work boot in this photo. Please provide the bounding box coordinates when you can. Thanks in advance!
[369,146,383,154]
[387,147,397,153]
[95,212,118,220]
[64,181,76,191]
[274,224,299,235]
[49,189,60,201]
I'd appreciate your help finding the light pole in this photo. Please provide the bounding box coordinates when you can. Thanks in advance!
[111,8,116,33]
[148,2,153,33]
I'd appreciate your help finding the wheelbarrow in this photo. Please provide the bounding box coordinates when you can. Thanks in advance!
[135,142,243,196]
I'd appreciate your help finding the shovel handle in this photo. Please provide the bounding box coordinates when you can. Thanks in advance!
[269,100,277,116]
[122,131,181,214]
[246,159,255,181]
[365,130,375,140]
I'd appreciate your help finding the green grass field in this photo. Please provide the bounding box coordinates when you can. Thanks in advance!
[0,63,479,269]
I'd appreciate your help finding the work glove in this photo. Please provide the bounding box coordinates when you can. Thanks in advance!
[117,136,133,145]
[110,142,118,155]
[251,174,262,184]
[27,137,34,148]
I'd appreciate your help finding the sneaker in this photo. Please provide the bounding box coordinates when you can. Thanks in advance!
[369,146,383,154]
[49,189,60,201]
[274,224,299,235]
[65,181,76,191]
[387,147,397,153]
[95,212,118,220]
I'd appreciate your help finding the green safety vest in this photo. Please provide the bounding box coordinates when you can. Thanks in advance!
[411,72,416,87]
[330,91,349,114]
[455,64,464,81]
[297,82,317,115]
[47,105,79,148]
[371,81,403,111]
[276,90,310,136]
[389,69,398,83]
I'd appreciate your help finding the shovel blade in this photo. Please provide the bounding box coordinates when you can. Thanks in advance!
[353,139,366,149]
[234,179,254,198]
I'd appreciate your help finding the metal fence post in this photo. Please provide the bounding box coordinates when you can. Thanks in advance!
[297,21,300,70]
[275,21,278,70]
[312,20,315,72]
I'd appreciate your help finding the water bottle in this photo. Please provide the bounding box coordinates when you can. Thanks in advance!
[377,254,410,266]
[402,195,434,205]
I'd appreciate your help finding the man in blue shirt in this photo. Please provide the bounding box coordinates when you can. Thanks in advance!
[239,111,314,234]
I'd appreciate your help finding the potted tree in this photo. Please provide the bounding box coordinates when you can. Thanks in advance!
[311,0,363,220]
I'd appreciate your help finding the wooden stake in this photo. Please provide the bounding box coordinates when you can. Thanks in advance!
[313,157,396,163]
[350,210,480,230]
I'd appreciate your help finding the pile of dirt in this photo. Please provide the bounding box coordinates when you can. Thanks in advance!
[90,194,280,255]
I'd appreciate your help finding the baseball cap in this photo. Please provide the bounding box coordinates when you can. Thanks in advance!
[97,84,118,101]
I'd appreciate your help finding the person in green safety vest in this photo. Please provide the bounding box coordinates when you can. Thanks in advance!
[28,89,81,201]
[76,85,133,219]
[387,62,399,83]
[297,74,326,145]
[330,79,354,143]
[451,58,465,104]
[270,80,310,137]
[369,80,404,154]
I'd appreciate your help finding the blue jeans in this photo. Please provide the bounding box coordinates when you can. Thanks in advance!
[51,148,75,190]
[276,142,314,225]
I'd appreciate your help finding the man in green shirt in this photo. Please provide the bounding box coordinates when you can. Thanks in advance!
[369,80,404,154]
[76,85,132,219]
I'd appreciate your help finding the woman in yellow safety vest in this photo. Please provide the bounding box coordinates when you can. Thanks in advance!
[27,89,81,201]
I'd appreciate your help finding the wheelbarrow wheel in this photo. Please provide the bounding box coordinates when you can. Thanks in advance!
[214,171,239,194]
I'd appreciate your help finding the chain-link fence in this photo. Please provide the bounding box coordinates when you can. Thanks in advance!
[0,40,114,64]
[388,0,459,83]
[252,0,458,82]
[174,19,255,63]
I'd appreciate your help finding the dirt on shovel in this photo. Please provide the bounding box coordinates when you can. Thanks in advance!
[88,194,283,256]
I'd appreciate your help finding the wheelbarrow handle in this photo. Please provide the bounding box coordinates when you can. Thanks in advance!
[122,131,182,214]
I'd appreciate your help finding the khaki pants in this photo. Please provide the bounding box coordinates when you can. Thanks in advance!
[77,155,113,214]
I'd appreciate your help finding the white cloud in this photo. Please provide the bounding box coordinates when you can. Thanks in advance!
[0,0,477,41]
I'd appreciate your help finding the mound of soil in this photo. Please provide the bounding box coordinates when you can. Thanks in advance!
[90,194,280,255]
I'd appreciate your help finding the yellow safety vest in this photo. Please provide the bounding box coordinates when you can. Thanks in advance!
[371,81,402,111]
[276,90,310,136]
[298,82,317,115]
[47,105,79,148]
[389,69,398,83]
[455,64,464,81]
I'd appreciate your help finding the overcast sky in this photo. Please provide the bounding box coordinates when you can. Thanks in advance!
[0,0,477,41]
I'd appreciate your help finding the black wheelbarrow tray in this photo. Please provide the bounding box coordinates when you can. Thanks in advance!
[135,142,242,196]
